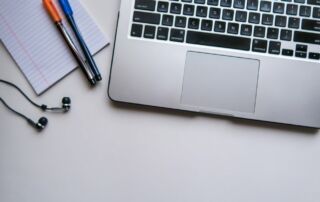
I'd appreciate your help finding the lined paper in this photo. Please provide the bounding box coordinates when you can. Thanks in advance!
[0,0,109,95]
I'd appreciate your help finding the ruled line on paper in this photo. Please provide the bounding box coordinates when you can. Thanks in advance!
[0,13,49,86]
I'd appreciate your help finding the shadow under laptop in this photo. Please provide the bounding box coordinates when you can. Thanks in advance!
[109,101,318,135]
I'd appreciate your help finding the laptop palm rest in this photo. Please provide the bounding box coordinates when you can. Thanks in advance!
[181,52,260,114]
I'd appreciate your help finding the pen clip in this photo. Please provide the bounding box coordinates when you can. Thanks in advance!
[43,0,62,23]
[59,0,73,16]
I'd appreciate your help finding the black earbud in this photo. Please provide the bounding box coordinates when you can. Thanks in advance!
[1,79,71,132]
[41,97,71,112]
[62,97,71,111]
[27,117,48,131]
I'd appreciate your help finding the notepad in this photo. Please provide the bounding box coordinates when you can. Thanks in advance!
[0,0,109,95]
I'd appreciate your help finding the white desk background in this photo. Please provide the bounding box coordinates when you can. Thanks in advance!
[1,1,320,202]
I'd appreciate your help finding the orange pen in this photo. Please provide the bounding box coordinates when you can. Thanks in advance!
[43,0,96,85]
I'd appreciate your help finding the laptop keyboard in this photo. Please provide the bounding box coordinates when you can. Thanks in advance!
[130,0,320,60]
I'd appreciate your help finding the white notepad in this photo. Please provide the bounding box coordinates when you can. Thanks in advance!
[0,0,109,95]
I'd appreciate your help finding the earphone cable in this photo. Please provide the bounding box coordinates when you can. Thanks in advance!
[0,79,42,109]
[0,97,31,122]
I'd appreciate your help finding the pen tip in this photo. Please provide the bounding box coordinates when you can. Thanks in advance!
[90,79,97,86]
[95,75,102,81]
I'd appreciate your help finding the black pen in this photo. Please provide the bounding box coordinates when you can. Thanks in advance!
[59,0,102,81]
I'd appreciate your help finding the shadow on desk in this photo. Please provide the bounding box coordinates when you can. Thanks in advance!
[109,101,318,135]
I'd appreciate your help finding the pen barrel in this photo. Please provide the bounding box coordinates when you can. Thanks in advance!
[56,22,96,85]
[67,16,102,81]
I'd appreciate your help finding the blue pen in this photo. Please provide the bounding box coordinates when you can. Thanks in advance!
[59,0,102,81]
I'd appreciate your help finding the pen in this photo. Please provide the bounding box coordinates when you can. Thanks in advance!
[59,0,102,81]
[43,0,96,86]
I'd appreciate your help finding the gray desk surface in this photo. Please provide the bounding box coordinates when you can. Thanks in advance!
[1,1,320,202]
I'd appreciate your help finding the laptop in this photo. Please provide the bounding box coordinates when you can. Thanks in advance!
[109,0,320,128]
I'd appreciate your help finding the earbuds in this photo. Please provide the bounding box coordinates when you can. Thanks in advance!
[0,79,71,132]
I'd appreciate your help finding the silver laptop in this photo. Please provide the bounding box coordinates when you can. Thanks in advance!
[109,0,320,128]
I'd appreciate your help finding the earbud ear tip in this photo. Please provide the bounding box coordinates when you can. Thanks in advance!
[35,117,48,131]
[62,97,71,104]
[39,117,48,126]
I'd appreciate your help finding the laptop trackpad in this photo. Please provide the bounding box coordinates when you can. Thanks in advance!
[181,52,260,114]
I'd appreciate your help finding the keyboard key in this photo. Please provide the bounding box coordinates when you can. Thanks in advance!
[313,7,320,18]
[157,27,169,40]
[287,4,298,15]
[247,0,259,11]
[194,0,206,4]
[296,51,307,58]
[207,0,219,5]
[144,25,156,39]
[280,29,293,41]
[309,52,320,60]
[170,29,185,42]
[249,12,261,24]
[201,19,213,31]
[260,1,272,12]
[254,26,266,38]
[282,49,294,56]
[308,0,320,6]
[267,28,279,39]
[273,3,285,14]
[175,16,187,28]
[252,39,268,53]
[234,0,245,9]
[294,31,320,44]
[222,9,234,20]
[269,41,281,54]
[196,6,208,17]
[288,17,300,28]
[131,24,143,37]
[236,11,248,22]
[133,11,161,25]
[227,23,240,34]
[186,31,251,51]
[158,1,169,12]
[262,14,274,25]
[299,6,311,17]
[162,15,174,26]
[296,44,308,52]
[275,15,287,27]
[295,0,306,3]
[135,0,156,11]
[171,3,182,14]
[183,4,195,16]
[220,0,232,7]
[188,18,200,29]
[214,21,226,32]
[209,7,221,19]
[302,19,320,32]
[241,24,253,36]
